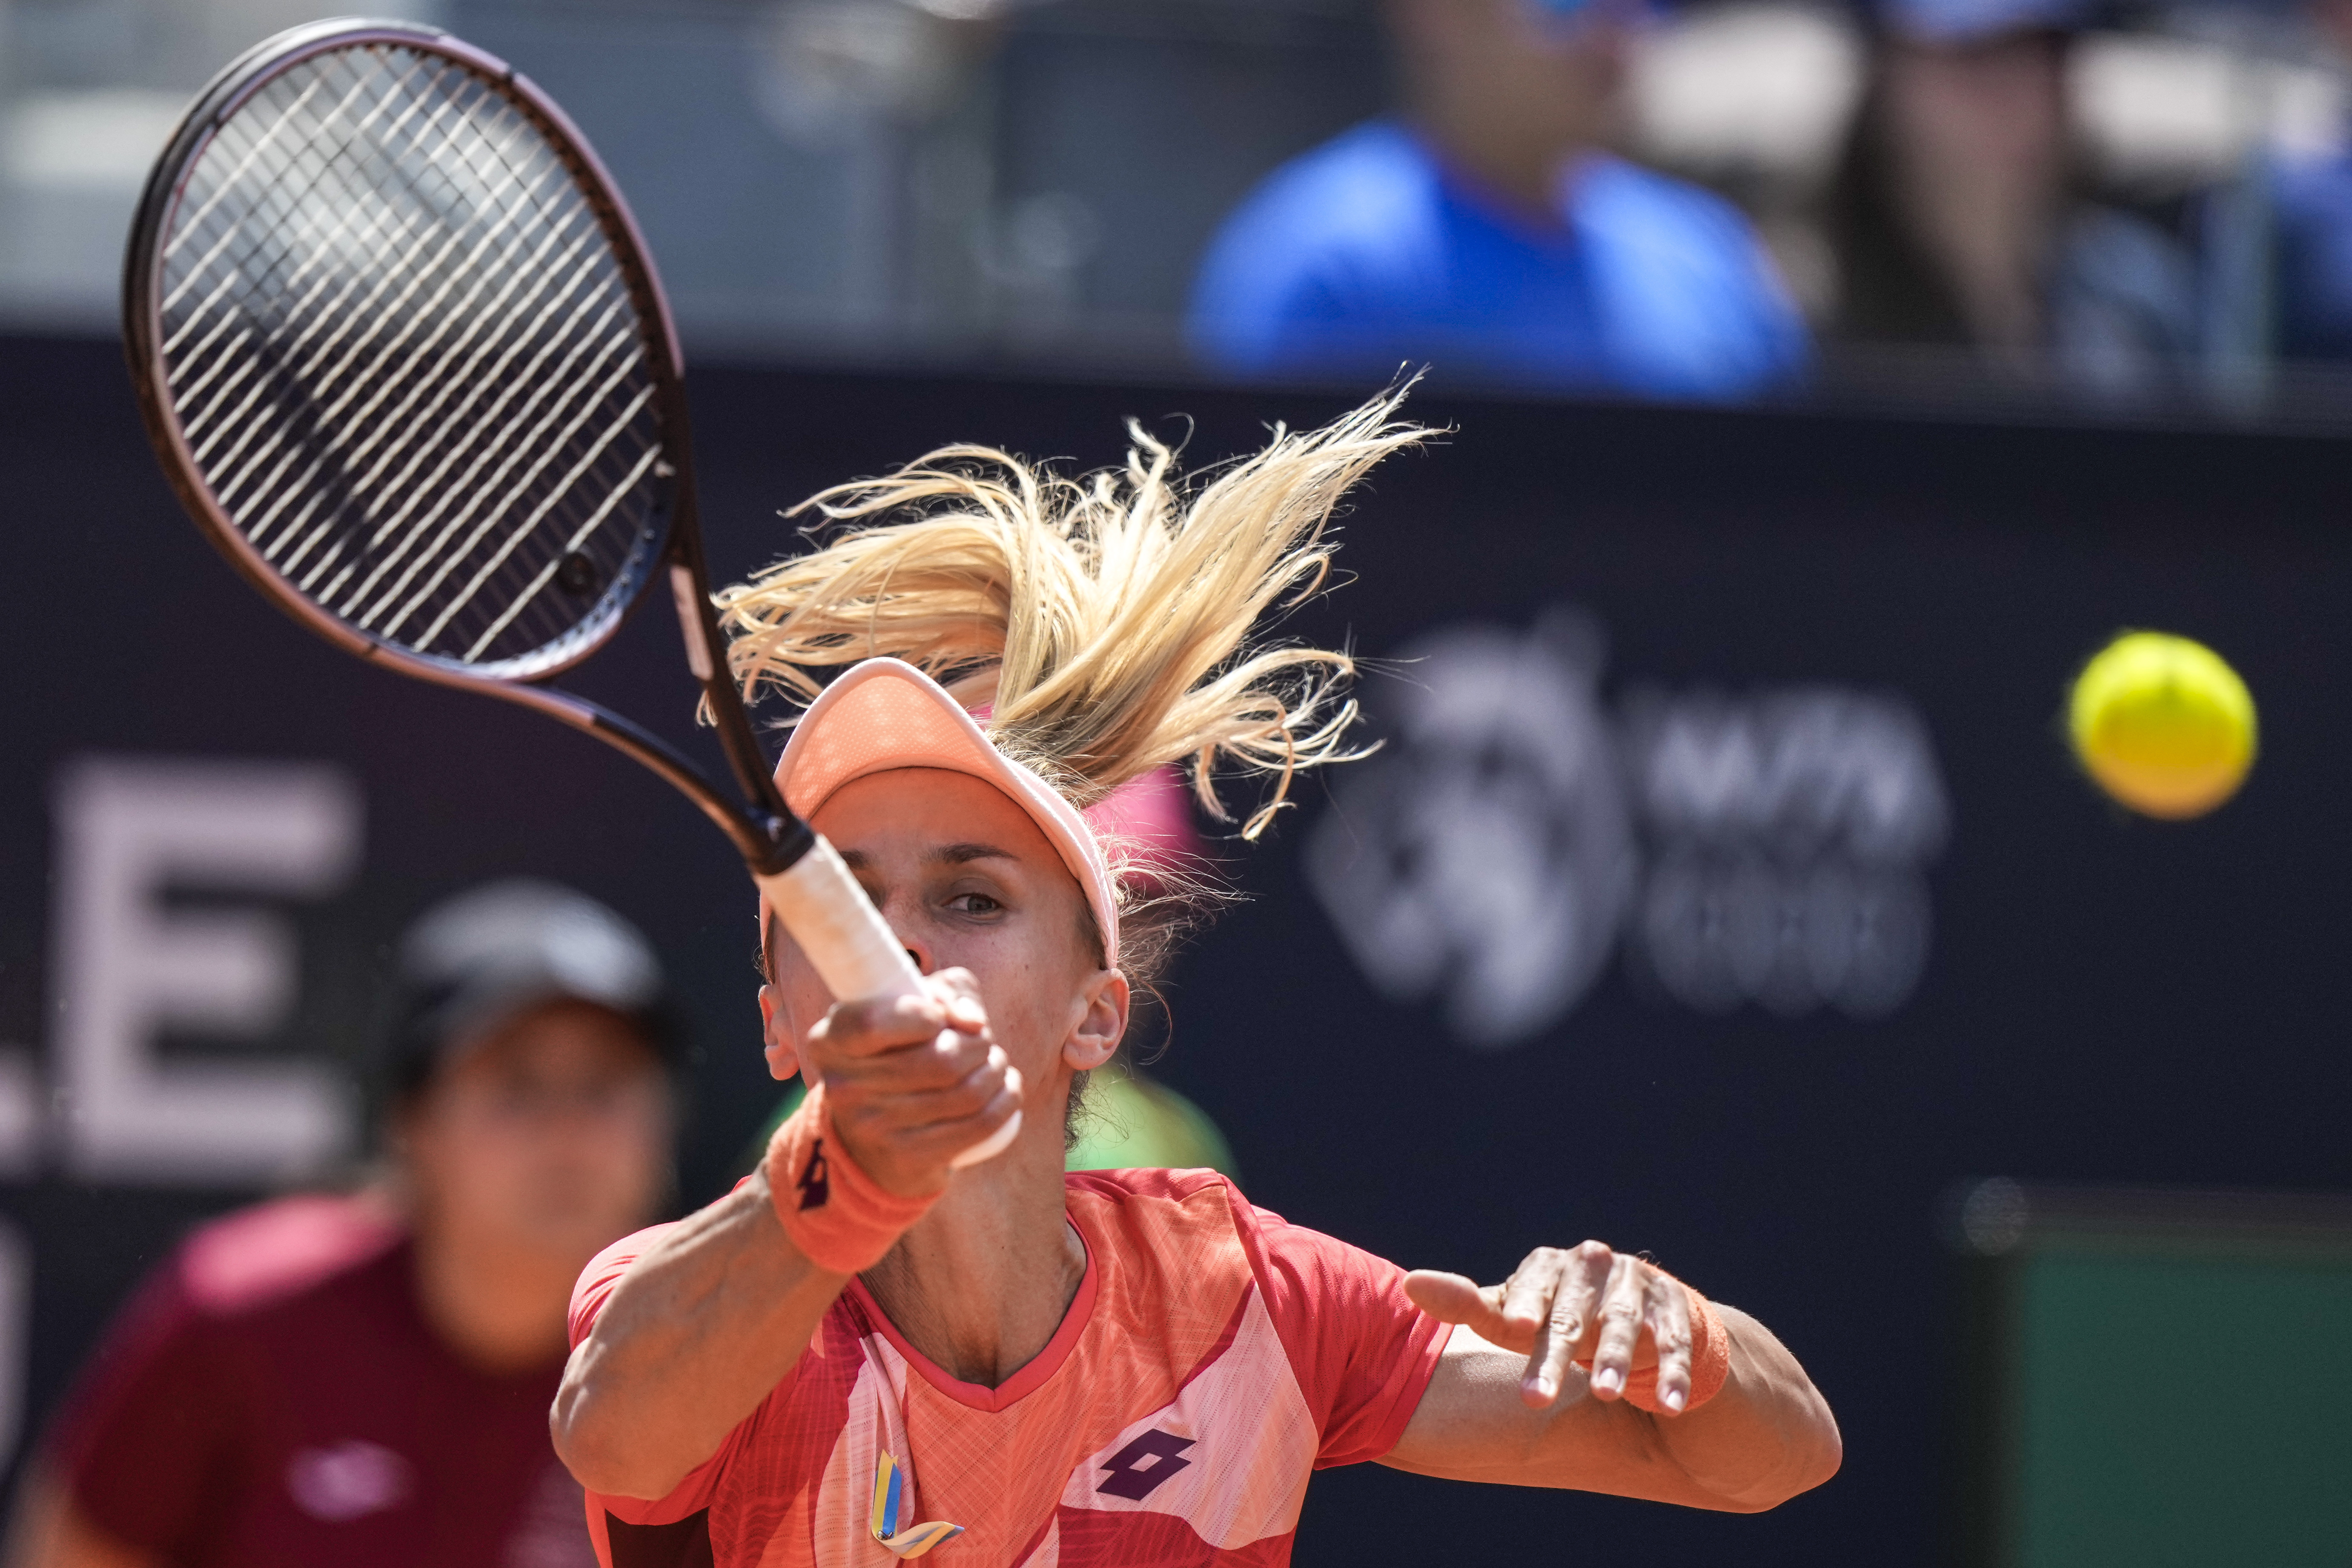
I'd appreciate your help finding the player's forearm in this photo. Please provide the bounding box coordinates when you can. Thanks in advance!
[552,1173,845,1499]
[1646,1305,1841,1511]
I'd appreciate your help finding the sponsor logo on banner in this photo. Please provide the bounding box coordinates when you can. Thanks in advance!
[1306,612,1948,1046]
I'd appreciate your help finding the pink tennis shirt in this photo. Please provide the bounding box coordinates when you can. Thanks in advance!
[568,1168,1449,1567]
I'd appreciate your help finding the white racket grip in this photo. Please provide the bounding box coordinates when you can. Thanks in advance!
[757,837,923,1005]
[754,838,1023,1170]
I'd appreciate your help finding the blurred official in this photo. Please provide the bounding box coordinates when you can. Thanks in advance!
[4,881,679,1568]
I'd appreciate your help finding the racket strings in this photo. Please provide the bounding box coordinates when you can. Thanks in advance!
[172,60,549,436]
[178,57,644,639]
[201,55,637,606]
[153,40,666,673]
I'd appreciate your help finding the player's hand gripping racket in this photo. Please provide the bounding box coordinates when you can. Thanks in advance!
[123,17,1017,1166]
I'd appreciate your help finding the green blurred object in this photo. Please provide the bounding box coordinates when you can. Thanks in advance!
[732,1069,1236,1184]
[1065,1070,1237,1177]
[1951,1182,2352,1567]
[736,1080,809,1183]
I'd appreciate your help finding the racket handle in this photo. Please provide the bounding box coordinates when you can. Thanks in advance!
[758,836,923,1003]
[754,838,1023,1170]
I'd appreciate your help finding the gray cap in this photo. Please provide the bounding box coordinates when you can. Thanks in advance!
[385,879,678,1095]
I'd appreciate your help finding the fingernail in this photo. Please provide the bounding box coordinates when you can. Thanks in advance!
[1663,1389,1686,1413]
[1593,1368,1623,1395]
[1532,1376,1555,1399]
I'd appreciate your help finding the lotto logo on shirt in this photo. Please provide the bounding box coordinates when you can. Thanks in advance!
[1097,1430,1196,1500]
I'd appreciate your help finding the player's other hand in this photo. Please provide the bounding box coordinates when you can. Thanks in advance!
[797,969,1022,1198]
[1406,1242,1697,1414]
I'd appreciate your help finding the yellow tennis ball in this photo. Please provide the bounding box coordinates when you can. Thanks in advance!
[2068,632,2256,819]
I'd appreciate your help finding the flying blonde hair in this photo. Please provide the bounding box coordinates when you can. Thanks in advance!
[716,386,1429,840]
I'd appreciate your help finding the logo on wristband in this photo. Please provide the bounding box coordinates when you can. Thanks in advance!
[798,1140,831,1211]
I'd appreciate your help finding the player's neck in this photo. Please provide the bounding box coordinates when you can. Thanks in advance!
[859,1138,1086,1390]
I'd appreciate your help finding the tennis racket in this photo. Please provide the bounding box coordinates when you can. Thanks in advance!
[123,17,1017,1164]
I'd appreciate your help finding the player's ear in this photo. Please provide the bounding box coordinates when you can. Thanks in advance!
[759,984,802,1082]
[1062,969,1129,1072]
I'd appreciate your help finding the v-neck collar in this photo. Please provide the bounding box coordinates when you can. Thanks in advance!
[845,1217,1098,1414]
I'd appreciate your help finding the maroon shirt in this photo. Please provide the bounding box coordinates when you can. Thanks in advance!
[48,1193,594,1568]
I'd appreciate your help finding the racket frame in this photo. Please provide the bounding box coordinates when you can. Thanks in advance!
[122,18,1024,1163]
[121,18,812,877]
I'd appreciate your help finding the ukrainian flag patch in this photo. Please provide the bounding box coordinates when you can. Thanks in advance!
[870,1450,964,1558]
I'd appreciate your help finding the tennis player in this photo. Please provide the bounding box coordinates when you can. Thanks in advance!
[553,393,1841,1566]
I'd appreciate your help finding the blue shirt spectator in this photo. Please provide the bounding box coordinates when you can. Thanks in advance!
[2273,0,2352,361]
[1188,120,1808,399]
[2270,145,2352,361]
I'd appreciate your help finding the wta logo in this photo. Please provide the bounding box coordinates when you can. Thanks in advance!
[1306,613,1948,1047]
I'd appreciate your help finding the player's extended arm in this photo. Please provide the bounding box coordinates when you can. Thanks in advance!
[1379,1243,1841,1511]
[550,1165,841,1500]
[551,978,1018,1500]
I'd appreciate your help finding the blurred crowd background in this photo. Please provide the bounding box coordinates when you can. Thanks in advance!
[8,0,2352,419]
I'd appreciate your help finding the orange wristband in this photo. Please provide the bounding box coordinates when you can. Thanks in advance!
[762,1084,940,1275]
[1578,1281,1731,1415]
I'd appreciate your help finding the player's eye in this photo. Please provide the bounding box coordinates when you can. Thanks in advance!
[945,891,1003,916]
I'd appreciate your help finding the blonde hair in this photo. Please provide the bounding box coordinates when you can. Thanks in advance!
[716,387,1428,840]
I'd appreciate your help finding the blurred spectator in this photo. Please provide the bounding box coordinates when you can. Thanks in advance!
[4,881,680,1568]
[2266,0,2352,358]
[1825,0,2204,388]
[1186,0,1810,398]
